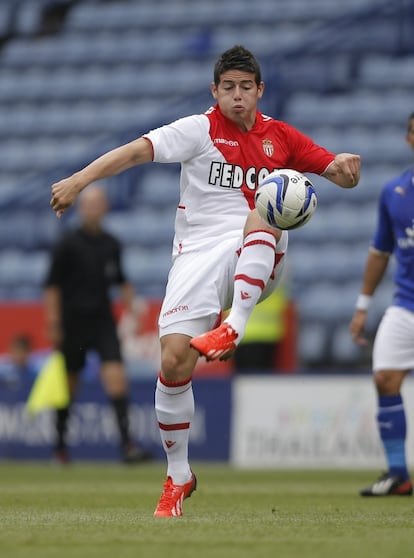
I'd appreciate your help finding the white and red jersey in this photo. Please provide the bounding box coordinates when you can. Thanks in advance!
[144,104,335,254]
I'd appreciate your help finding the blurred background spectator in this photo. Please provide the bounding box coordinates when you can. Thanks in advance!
[0,334,46,387]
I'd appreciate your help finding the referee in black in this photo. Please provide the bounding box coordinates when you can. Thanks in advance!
[44,184,152,464]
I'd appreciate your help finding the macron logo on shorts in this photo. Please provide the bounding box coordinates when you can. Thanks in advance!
[162,305,189,318]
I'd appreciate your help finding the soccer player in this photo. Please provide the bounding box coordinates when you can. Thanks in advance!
[350,112,414,497]
[50,45,360,516]
[45,185,152,465]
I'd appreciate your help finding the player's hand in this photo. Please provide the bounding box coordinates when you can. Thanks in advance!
[325,153,361,188]
[50,176,82,217]
[349,310,369,346]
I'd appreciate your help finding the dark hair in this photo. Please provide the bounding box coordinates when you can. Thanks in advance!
[11,334,32,351]
[408,112,414,132]
[213,45,262,86]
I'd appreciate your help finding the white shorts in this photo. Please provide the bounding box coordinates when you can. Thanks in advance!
[159,232,288,338]
[373,305,414,372]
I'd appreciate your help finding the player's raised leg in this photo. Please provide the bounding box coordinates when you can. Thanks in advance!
[191,212,282,361]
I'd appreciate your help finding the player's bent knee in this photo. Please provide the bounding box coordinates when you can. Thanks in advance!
[160,348,197,380]
[374,369,407,395]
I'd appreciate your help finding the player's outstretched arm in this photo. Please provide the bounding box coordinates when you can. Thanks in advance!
[322,152,361,188]
[50,137,153,217]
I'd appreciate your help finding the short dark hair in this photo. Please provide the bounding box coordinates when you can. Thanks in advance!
[213,45,262,86]
[408,112,414,132]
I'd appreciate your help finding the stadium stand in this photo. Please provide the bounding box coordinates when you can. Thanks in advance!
[0,0,413,368]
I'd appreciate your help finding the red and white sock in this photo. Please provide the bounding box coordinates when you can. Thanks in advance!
[225,230,276,340]
[155,374,194,485]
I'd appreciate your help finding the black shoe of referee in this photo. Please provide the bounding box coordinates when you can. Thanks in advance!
[122,442,154,464]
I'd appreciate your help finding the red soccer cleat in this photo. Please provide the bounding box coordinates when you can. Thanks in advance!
[153,473,197,517]
[190,323,238,361]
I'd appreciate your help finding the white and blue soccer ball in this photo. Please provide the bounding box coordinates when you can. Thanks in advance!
[254,169,317,230]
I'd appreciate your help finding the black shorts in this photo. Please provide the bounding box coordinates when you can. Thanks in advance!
[61,314,122,373]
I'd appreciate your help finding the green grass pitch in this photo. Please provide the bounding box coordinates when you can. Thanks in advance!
[0,462,412,558]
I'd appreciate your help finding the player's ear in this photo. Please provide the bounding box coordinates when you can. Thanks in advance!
[210,82,218,99]
[257,81,265,99]
[405,131,414,148]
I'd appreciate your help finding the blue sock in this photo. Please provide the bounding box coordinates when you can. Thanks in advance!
[377,394,409,480]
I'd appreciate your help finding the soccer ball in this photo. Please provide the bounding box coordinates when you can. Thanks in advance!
[254,169,317,230]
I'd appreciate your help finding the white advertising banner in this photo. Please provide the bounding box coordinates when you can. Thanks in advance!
[231,375,414,469]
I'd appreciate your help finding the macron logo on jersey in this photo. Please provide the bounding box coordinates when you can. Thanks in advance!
[214,138,239,147]
[209,162,273,191]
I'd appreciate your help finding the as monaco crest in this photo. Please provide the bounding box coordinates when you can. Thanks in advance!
[262,139,274,157]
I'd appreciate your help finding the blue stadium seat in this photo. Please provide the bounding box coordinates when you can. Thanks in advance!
[33,213,62,249]
[1,38,40,67]
[289,240,368,289]
[0,249,30,286]
[285,91,413,129]
[7,284,43,301]
[212,25,304,57]
[358,55,414,90]
[296,281,359,325]
[0,247,51,294]
[331,324,366,365]
[293,202,376,245]
[0,4,12,40]
[138,169,180,208]
[25,251,50,286]
[13,1,46,36]
[0,210,61,251]
[122,245,171,295]
[105,208,175,247]
[298,322,329,366]
[0,213,34,250]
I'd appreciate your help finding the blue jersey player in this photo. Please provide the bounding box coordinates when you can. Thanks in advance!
[350,112,414,496]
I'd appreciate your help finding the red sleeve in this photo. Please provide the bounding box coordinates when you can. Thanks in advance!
[281,122,335,175]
